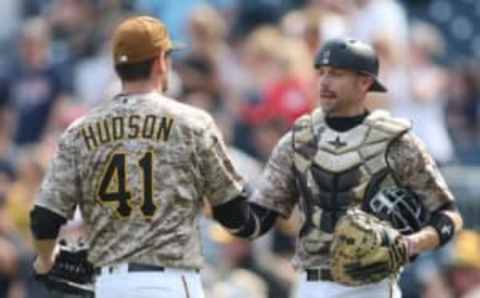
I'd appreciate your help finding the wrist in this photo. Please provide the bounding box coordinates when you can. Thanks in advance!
[34,256,53,274]
[429,212,455,247]
[405,236,418,257]
[37,244,59,266]
[40,255,54,264]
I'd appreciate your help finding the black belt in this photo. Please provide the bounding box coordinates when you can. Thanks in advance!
[95,263,165,275]
[306,268,333,281]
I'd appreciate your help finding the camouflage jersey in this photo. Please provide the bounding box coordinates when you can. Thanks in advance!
[35,91,244,269]
[251,108,454,270]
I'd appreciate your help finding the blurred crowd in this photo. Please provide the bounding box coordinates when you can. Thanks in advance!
[0,0,479,298]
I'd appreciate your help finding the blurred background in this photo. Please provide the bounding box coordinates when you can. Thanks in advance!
[0,0,479,297]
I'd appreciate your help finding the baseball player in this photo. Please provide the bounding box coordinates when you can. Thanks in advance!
[30,16,245,298]
[212,38,463,297]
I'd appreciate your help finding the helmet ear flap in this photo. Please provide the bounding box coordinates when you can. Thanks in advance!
[363,187,430,235]
[357,73,376,93]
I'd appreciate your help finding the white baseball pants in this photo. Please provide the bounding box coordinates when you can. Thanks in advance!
[95,264,205,298]
[295,273,401,298]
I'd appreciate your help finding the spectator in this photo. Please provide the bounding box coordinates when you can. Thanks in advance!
[134,0,221,42]
[6,149,45,245]
[177,55,221,101]
[0,160,16,194]
[444,230,480,298]
[0,192,28,298]
[47,0,99,60]
[0,0,21,42]
[230,0,293,41]
[349,0,411,113]
[406,21,454,164]
[446,61,480,164]
[233,27,313,157]
[242,37,314,127]
[187,4,249,97]
[0,17,73,155]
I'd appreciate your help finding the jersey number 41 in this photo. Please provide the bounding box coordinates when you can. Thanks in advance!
[96,152,155,218]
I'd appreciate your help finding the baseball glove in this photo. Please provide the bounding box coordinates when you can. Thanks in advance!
[329,209,409,287]
[34,240,94,296]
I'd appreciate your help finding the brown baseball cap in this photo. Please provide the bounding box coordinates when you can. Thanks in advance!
[113,16,181,65]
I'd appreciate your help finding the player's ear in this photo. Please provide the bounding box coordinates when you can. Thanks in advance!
[151,53,165,77]
[158,50,170,74]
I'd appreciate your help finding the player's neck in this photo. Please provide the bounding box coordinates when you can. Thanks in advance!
[122,80,163,95]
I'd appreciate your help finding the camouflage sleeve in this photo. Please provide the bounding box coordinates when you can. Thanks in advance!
[197,116,244,206]
[387,132,454,212]
[251,132,299,218]
[35,130,81,219]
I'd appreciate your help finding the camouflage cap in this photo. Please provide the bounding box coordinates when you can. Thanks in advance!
[113,16,181,65]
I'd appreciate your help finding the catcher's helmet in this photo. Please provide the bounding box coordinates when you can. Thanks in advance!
[314,38,387,92]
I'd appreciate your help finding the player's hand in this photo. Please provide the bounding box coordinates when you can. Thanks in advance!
[33,240,94,296]
[33,256,55,274]
[33,243,60,274]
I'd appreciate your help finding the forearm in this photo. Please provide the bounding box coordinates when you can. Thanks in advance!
[32,239,57,264]
[212,197,278,239]
[407,209,463,256]
[407,226,439,256]
[442,210,463,235]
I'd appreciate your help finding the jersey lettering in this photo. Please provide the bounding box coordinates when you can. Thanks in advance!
[82,115,175,151]
[128,115,141,139]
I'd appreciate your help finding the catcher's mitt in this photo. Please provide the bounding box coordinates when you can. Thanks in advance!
[34,240,94,296]
[329,209,409,287]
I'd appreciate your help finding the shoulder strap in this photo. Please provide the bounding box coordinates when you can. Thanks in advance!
[292,108,325,151]
[366,110,411,136]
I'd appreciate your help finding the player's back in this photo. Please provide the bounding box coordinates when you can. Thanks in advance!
[66,92,216,268]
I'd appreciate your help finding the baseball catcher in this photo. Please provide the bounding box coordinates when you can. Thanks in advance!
[211,38,463,298]
[34,240,94,297]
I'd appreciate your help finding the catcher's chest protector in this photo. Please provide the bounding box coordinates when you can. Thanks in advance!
[292,109,410,255]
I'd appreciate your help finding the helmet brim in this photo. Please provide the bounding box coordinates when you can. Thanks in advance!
[369,78,387,93]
